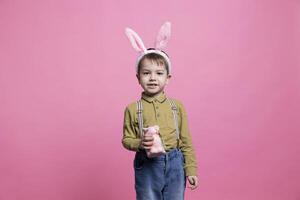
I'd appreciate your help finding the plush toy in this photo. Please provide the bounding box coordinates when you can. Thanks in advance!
[143,125,166,158]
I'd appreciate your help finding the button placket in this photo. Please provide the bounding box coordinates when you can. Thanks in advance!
[156,103,160,118]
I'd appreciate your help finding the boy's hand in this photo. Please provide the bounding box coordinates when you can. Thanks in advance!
[187,176,199,190]
[140,135,154,150]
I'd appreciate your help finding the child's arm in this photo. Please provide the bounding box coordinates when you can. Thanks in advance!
[122,107,154,151]
[122,107,141,151]
[176,101,198,181]
[179,102,199,189]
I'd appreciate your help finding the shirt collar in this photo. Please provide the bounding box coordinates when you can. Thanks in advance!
[141,91,167,103]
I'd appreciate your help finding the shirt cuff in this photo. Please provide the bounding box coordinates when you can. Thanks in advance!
[184,166,197,177]
[123,138,142,152]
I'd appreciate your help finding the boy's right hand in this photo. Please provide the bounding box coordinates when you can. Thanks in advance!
[140,135,154,150]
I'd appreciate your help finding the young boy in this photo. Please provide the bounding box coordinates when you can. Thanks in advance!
[123,22,198,200]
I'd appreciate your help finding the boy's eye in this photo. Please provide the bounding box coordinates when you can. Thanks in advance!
[157,72,164,75]
[143,72,150,75]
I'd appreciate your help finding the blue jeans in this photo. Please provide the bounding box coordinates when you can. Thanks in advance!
[134,149,186,200]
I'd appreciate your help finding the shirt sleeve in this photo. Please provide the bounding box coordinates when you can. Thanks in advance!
[122,106,141,151]
[177,101,198,176]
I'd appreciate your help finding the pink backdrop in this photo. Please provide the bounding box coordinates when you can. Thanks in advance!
[1,0,299,199]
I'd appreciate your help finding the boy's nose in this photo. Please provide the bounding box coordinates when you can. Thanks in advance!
[150,73,156,80]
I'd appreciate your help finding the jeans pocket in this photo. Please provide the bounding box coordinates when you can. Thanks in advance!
[134,157,144,170]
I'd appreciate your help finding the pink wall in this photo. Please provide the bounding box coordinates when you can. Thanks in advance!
[1,0,299,199]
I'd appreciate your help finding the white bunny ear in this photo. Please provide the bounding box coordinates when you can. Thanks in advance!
[155,22,171,50]
[125,28,147,53]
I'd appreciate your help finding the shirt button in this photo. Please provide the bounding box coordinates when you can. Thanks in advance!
[156,106,159,109]
[157,113,160,117]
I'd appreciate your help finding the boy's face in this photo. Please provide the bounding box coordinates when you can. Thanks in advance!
[136,58,171,97]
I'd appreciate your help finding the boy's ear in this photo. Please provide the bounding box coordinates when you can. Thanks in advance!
[136,74,141,84]
[166,74,172,84]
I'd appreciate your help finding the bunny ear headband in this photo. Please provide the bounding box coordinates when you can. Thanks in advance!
[125,21,172,73]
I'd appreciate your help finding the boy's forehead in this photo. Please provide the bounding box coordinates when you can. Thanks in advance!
[140,59,166,70]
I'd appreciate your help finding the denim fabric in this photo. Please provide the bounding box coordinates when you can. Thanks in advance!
[134,149,186,200]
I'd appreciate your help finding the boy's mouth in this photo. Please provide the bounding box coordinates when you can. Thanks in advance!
[147,83,158,87]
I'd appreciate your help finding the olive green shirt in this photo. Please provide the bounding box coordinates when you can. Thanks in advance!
[122,91,198,176]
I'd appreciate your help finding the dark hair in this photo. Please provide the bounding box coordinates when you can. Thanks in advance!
[137,48,170,75]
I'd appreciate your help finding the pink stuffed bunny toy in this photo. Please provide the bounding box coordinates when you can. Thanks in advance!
[143,125,166,158]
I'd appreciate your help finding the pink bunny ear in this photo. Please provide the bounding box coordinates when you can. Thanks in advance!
[125,28,147,53]
[155,22,171,50]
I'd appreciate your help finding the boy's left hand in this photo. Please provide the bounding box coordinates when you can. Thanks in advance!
[187,176,199,190]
